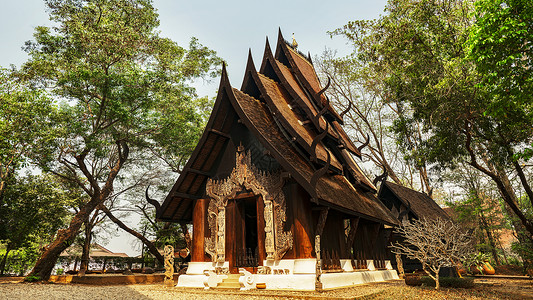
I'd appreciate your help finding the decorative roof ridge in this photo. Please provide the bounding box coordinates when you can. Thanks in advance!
[261,38,321,124]
[284,42,314,68]
[277,28,313,65]
[220,61,231,89]
[385,181,432,199]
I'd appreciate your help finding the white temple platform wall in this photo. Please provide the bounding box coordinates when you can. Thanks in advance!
[176,274,207,288]
[254,274,316,290]
[186,261,229,275]
[176,259,400,290]
[320,270,399,289]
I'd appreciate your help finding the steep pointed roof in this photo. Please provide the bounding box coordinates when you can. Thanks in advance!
[158,32,395,225]
[271,31,361,157]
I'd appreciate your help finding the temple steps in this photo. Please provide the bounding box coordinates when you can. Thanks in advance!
[215,274,241,289]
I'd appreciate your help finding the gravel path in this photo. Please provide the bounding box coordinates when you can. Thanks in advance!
[0,281,393,300]
[1,278,531,300]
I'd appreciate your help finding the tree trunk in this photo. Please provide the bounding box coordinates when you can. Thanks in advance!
[0,245,12,275]
[100,205,164,265]
[79,221,93,276]
[29,219,81,280]
[29,190,112,280]
[180,222,191,250]
[0,180,5,207]
[29,142,128,281]
[465,131,533,238]
[435,271,440,290]
[478,208,501,266]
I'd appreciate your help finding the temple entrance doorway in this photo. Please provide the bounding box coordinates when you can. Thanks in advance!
[226,194,266,273]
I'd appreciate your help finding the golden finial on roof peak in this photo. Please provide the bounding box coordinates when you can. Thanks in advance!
[292,33,298,49]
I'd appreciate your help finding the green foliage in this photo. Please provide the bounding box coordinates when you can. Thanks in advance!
[333,0,480,166]
[468,0,533,160]
[445,177,509,264]
[18,0,222,184]
[0,69,60,197]
[463,252,489,273]
[3,0,221,280]
[24,274,41,282]
[1,245,42,276]
[333,0,533,239]
[0,174,75,250]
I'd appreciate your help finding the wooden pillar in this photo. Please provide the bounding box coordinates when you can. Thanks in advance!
[290,183,314,258]
[225,200,236,273]
[191,198,208,262]
[256,196,266,264]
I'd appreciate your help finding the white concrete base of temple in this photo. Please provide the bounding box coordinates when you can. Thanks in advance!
[176,259,399,290]
[319,269,400,289]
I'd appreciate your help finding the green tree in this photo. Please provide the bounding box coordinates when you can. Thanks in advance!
[0,69,59,204]
[18,0,221,280]
[468,0,533,160]
[445,165,510,265]
[0,174,75,275]
[332,0,533,238]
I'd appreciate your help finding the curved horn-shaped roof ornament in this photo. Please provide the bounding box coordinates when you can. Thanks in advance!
[310,149,331,204]
[339,99,352,120]
[372,165,389,186]
[146,185,161,216]
[317,76,331,98]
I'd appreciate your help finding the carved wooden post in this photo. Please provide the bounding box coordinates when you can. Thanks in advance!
[164,245,174,286]
[264,196,276,261]
[314,207,328,290]
[256,196,266,264]
[315,235,322,290]
[315,207,329,237]
[216,207,226,263]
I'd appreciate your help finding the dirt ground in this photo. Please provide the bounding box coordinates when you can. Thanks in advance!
[0,277,531,299]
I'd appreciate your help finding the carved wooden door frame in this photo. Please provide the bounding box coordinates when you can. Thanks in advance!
[204,151,292,263]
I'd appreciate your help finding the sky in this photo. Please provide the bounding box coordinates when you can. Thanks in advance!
[0,0,388,256]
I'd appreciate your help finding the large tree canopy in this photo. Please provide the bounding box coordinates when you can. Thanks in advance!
[18,0,221,280]
[0,69,59,203]
[468,0,533,160]
[332,0,533,238]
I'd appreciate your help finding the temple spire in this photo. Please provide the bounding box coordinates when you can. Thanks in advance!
[292,33,298,49]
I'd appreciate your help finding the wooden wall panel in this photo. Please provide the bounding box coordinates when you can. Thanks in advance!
[321,210,349,259]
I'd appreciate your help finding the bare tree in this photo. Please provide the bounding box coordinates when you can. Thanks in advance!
[391,218,472,289]
[316,50,434,196]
